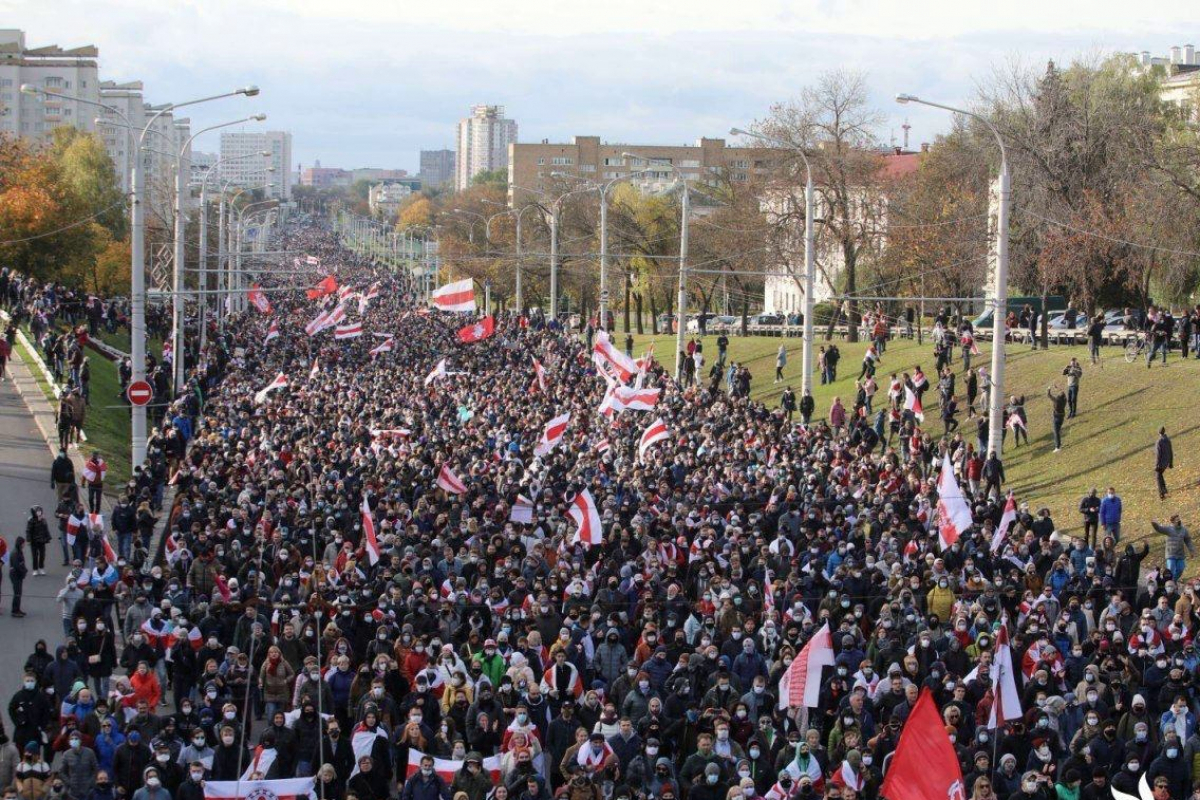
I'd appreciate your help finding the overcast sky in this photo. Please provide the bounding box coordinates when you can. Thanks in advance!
[4,0,1196,172]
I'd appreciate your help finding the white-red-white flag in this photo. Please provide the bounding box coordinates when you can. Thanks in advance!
[778,622,834,709]
[532,357,549,393]
[592,329,638,383]
[309,358,320,381]
[638,418,669,462]
[254,373,287,404]
[904,385,924,422]
[361,494,380,566]
[830,761,865,792]
[568,489,603,548]
[432,278,476,312]
[437,464,467,495]
[991,492,1017,553]
[424,358,447,387]
[988,620,1023,729]
[369,337,393,356]
[936,453,973,549]
[400,748,501,784]
[334,322,363,340]
[264,320,280,344]
[534,412,571,458]
[205,778,314,800]
[763,570,776,613]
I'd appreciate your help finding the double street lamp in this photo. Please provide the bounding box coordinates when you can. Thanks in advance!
[896,93,1010,459]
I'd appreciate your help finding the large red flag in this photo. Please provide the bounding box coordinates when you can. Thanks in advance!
[457,316,495,344]
[880,690,966,800]
[306,275,338,300]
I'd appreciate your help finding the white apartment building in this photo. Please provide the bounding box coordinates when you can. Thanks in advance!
[190,150,218,190]
[220,130,293,199]
[0,29,99,143]
[1133,45,1200,121]
[455,104,517,191]
[97,80,145,194]
[368,182,412,216]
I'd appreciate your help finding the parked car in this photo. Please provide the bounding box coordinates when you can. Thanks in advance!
[751,313,785,326]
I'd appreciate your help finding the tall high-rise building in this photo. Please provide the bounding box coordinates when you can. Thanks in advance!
[219,130,293,199]
[97,80,144,194]
[0,29,99,143]
[419,149,455,188]
[455,105,517,190]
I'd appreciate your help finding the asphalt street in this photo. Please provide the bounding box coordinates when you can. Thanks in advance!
[0,372,70,705]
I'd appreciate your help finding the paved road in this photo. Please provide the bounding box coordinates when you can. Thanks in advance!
[0,372,69,702]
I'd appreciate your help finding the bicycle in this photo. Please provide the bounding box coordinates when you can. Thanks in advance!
[1124,337,1147,363]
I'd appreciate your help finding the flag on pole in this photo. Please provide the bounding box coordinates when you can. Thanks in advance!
[510,494,534,525]
[306,275,338,300]
[431,278,476,312]
[264,320,280,343]
[879,690,965,800]
[254,373,288,404]
[991,492,1017,553]
[368,337,393,356]
[457,316,495,343]
[638,418,670,462]
[568,489,603,548]
[248,284,272,314]
[305,309,332,337]
[424,358,447,387]
[532,357,549,393]
[533,413,571,458]
[400,749,502,784]
[988,620,1023,729]
[778,622,835,710]
[334,323,363,339]
[592,330,638,383]
[935,453,973,550]
[904,385,924,422]
[361,494,380,566]
[437,464,467,495]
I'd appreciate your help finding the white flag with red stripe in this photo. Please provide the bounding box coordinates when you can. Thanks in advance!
[592,329,638,383]
[368,337,393,356]
[431,278,476,312]
[334,322,363,340]
[309,358,320,381]
[205,778,314,800]
[437,464,467,495]
[778,622,834,709]
[638,417,669,462]
[264,320,280,344]
[254,373,288,404]
[988,620,1023,729]
[904,385,924,422]
[935,453,973,550]
[401,748,501,784]
[304,309,332,337]
[533,412,571,458]
[361,494,380,566]
[991,492,1017,553]
[424,358,447,387]
[830,761,865,792]
[532,357,549,393]
[568,489,603,548]
[763,570,776,613]
[66,513,85,546]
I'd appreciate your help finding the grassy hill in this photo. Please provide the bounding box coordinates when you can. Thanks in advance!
[628,332,1200,570]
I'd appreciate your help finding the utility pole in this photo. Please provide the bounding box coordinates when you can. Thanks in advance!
[675,183,689,382]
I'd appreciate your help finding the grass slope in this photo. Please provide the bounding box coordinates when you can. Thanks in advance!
[629,332,1200,570]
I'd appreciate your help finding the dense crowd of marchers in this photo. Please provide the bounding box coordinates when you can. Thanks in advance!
[3,218,1199,800]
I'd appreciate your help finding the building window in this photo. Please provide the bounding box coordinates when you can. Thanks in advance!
[551,156,574,165]
[730,159,749,169]
[580,164,595,172]
[537,157,545,165]
[680,159,700,168]
[603,157,625,166]
[733,172,748,181]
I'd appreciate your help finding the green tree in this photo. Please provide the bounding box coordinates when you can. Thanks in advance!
[471,169,507,189]
[51,127,127,239]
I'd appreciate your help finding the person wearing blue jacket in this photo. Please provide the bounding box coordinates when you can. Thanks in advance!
[1099,487,1122,541]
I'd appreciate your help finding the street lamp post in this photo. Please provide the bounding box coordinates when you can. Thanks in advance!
[896,93,1010,459]
[731,127,816,397]
[172,114,266,391]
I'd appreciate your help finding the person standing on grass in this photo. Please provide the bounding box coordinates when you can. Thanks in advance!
[775,344,786,383]
[1062,357,1083,418]
[717,333,729,366]
[829,397,846,438]
[1047,385,1067,452]
[1156,427,1174,500]
[799,389,814,426]
[1099,487,1122,541]
[1152,515,1194,579]
[982,450,1005,501]
[965,368,978,418]
[1079,488,1101,548]
[1087,313,1105,365]
[780,386,796,422]
[0,336,9,379]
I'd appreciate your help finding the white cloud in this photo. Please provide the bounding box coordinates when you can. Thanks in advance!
[3,0,1195,169]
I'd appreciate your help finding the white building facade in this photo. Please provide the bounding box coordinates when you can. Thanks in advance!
[220,130,293,199]
[0,29,100,144]
[455,104,517,190]
[369,182,412,216]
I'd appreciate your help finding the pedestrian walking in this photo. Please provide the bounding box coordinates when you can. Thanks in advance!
[780,386,796,421]
[1047,385,1067,452]
[799,389,814,426]
[9,536,26,617]
[774,344,786,383]
[1156,427,1174,500]
[82,452,107,514]
[1079,488,1100,548]
[51,447,75,502]
[25,506,50,576]
[1087,313,1104,365]
[1062,357,1082,418]
[1100,487,1122,541]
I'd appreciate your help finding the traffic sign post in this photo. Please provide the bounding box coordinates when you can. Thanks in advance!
[126,380,154,407]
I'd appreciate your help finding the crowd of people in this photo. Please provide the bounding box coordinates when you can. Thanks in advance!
[3,220,1198,800]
